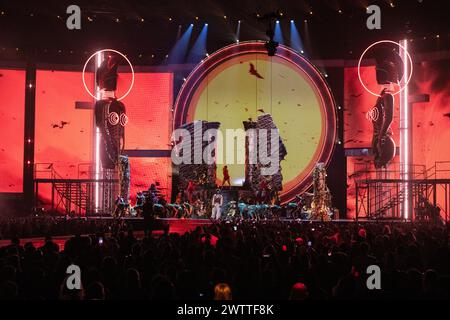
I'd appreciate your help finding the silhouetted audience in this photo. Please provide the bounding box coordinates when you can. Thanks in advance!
[0,220,449,300]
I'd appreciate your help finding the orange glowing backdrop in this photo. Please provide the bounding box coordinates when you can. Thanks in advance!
[34,69,173,205]
[0,68,25,193]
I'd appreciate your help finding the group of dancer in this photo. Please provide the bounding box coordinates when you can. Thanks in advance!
[113,185,332,221]
[113,162,335,221]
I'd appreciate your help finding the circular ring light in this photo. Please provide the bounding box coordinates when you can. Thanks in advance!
[173,41,337,203]
[82,49,135,101]
[357,40,413,97]
[108,112,119,125]
[120,113,129,127]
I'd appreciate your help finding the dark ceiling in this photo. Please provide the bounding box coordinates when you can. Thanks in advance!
[0,0,448,65]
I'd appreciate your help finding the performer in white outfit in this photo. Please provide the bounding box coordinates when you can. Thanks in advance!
[211,189,223,220]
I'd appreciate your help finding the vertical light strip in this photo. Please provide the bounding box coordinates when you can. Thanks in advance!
[94,52,102,213]
[399,39,409,219]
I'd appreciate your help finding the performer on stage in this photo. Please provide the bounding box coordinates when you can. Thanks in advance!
[222,165,231,188]
[133,191,145,216]
[186,180,195,203]
[369,49,403,168]
[114,195,127,218]
[211,189,224,220]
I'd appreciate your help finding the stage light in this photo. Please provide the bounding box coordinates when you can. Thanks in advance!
[223,15,227,19]
[235,20,241,42]
[309,11,313,15]
[94,51,102,213]
[436,34,440,38]
[290,20,304,54]
[301,50,304,54]
[338,9,342,14]
[274,20,284,44]
[115,18,120,23]
[187,23,208,63]
[168,24,194,64]
[168,17,172,21]
[399,39,410,220]
[27,138,32,143]
[140,18,145,22]
[195,16,199,20]
[27,160,31,165]
[87,16,93,22]
[28,83,33,88]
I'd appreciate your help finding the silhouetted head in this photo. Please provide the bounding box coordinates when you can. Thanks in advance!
[214,283,232,300]
[289,282,309,300]
[96,54,120,91]
[375,49,404,85]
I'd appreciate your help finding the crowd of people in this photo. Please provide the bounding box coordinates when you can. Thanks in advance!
[1,219,449,300]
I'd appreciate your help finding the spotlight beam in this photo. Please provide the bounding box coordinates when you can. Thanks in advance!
[168,24,194,64]
[187,23,208,64]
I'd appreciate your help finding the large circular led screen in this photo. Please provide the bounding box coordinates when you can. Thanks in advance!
[174,41,337,202]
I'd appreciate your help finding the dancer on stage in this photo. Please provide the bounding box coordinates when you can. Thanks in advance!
[186,179,195,203]
[211,189,224,220]
[222,165,231,188]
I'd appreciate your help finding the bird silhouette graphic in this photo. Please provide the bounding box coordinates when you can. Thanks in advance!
[52,121,70,129]
[248,63,264,79]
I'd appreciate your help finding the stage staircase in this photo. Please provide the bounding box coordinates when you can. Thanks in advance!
[34,163,118,215]
[355,162,450,221]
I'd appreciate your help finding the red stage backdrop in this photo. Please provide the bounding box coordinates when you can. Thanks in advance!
[34,70,173,207]
[0,69,25,193]
[118,72,173,150]
[344,59,450,218]
[344,66,400,149]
